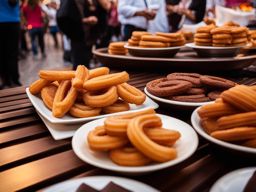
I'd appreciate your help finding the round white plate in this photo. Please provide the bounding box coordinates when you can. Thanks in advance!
[144,87,213,108]
[186,43,244,50]
[72,114,198,174]
[124,44,183,51]
[43,176,159,192]
[210,167,256,192]
[191,107,256,154]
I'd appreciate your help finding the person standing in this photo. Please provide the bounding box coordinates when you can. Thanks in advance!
[70,0,110,69]
[118,0,158,40]
[42,1,60,48]
[0,0,21,89]
[22,0,46,58]
[166,0,207,30]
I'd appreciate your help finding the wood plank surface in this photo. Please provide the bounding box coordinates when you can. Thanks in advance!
[0,69,255,192]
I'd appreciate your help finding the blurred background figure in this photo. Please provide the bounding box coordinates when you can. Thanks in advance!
[118,0,158,40]
[57,0,110,69]
[42,0,60,48]
[0,0,21,89]
[206,0,225,18]
[22,0,46,59]
[166,0,207,31]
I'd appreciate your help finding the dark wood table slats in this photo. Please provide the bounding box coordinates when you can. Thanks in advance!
[0,69,255,192]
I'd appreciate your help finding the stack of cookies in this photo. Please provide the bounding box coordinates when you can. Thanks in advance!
[156,32,186,47]
[128,31,150,46]
[108,42,127,55]
[194,25,215,46]
[249,30,256,47]
[230,26,249,46]
[139,34,170,48]
[211,27,232,47]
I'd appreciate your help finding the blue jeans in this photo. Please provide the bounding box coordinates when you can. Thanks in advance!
[29,27,45,55]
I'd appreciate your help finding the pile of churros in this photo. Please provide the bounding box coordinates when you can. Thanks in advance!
[29,66,146,118]
[195,24,250,47]
[87,108,181,166]
[128,31,185,48]
[146,73,236,102]
[108,42,128,55]
[197,85,256,148]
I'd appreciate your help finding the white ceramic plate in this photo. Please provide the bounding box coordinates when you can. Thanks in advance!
[191,107,256,154]
[124,44,184,51]
[43,176,159,192]
[144,87,213,108]
[26,88,158,124]
[186,43,244,50]
[36,112,83,140]
[210,167,256,192]
[72,114,198,175]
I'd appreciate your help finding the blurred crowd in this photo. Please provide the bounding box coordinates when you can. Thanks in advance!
[0,0,255,89]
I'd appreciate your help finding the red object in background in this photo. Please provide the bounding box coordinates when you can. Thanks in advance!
[225,0,252,8]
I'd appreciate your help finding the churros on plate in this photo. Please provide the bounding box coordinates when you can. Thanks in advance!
[197,85,256,148]
[87,109,181,166]
[29,66,146,118]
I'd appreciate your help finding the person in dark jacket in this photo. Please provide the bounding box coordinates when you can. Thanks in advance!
[0,0,21,89]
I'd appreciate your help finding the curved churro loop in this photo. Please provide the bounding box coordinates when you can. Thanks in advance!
[29,78,51,95]
[221,85,256,111]
[88,67,110,79]
[200,75,236,89]
[87,126,129,151]
[167,73,201,87]
[109,147,152,166]
[83,86,118,108]
[145,128,181,146]
[39,70,75,81]
[104,108,156,137]
[117,83,146,105]
[69,103,101,118]
[41,84,58,109]
[72,65,89,89]
[102,99,130,114]
[127,114,177,162]
[83,71,129,91]
[52,80,78,117]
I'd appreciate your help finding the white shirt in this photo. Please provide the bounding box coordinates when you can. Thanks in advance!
[42,5,57,26]
[148,0,169,33]
[118,0,162,30]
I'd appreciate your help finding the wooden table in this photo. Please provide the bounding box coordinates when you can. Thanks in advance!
[0,69,256,192]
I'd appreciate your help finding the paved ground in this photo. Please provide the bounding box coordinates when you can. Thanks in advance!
[19,33,72,87]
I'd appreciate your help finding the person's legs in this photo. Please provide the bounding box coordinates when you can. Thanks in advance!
[29,28,38,55]
[37,27,45,56]
[50,26,59,48]
[1,22,20,86]
[71,40,92,69]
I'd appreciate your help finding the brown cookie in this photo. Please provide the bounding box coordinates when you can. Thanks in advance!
[186,88,206,95]
[156,32,183,39]
[171,94,210,102]
[128,39,139,46]
[167,73,202,87]
[232,32,247,38]
[212,43,231,47]
[231,27,248,34]
[146,78,192,97]
[170,40,186,46]
[212,39,232,44]
[196,25,215,33]
[200,75,236,89]
[141,35,171,43]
